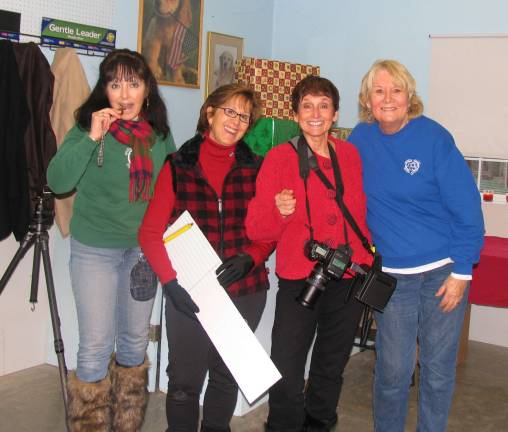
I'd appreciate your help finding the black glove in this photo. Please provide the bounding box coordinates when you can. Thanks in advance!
[215,253,254,288]
[163,279,199,319]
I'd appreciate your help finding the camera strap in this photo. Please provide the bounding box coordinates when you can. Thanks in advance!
[290,135,374,257]
[328,147,374,256]
[295,136,317,243]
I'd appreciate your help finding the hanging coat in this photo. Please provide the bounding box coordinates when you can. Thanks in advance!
[50,47,91,237]
[11,41,57,240]
[0,40,30,241]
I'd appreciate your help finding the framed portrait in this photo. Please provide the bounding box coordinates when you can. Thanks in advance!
[138,0,203,87]
[205,32,244,97]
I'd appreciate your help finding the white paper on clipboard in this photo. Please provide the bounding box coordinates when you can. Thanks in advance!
[163,210,281,403]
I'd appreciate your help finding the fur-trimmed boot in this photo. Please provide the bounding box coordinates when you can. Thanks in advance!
[110,356,149,432]
[66,371,112,432]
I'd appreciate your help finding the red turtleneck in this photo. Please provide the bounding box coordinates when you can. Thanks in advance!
[199,133,237,194]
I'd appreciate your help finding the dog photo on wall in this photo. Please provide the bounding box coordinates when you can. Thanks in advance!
[213,48,235,90]
[138,0,203,87]
[205,32,243,97]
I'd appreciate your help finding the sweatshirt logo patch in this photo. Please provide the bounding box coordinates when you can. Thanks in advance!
[404,159,420,175]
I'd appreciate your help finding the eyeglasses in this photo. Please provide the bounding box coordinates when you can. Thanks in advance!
[217,107,251,124]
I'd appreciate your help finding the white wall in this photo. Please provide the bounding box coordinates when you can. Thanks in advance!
[482,203,508,238]
[272,0,508,128]
[0,234,50,375]
[470,305,508,347]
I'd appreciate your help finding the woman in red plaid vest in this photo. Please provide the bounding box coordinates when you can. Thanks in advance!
[139,84,274,432]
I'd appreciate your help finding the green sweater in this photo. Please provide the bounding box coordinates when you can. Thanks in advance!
[47,125,175,248]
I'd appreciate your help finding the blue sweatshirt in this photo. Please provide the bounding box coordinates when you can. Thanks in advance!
[348,116,484,275]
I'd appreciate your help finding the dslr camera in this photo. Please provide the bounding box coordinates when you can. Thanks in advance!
[31,186,55,230]
[296,240,397,312]
[296,240,353,309]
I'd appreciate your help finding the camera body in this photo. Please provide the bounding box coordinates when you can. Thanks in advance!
[296,240,353,309]
[296,240,397,312]
[305,241,352,280]
[32,187,55,230]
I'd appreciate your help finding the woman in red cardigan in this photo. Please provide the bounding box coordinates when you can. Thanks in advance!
[246,75,372,432]
[138,84,273,432]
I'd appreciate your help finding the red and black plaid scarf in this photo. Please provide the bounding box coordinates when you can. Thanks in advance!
[109,119,155,202]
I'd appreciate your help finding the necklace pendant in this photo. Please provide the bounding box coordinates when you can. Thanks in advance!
[97,132,105,167]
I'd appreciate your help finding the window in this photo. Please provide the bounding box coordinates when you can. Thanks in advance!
[466,157,508,203]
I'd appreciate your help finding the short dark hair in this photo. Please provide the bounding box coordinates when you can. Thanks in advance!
[291,75,340,113]
[196,84,261,133]
[76,49,170,138]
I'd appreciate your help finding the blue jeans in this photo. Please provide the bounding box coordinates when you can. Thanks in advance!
[70,238,155,382]
[373,263,469,432]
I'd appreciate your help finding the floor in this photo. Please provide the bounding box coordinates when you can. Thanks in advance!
[0,341,507,431]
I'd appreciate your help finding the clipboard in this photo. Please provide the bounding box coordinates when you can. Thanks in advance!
[163,210,281,403]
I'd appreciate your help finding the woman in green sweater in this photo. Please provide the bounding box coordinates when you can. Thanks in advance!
[47,49,175,432]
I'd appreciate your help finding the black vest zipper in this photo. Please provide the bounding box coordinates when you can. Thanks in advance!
[217,197,224,258]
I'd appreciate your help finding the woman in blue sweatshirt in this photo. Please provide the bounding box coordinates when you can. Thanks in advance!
[348,59,484,432]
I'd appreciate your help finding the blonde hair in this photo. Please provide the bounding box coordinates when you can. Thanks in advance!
[358,59,424,123]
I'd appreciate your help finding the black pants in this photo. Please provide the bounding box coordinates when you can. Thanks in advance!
[165,290,267,432]
[267,278,364,431]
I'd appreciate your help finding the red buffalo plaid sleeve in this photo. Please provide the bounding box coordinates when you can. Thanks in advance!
[138,162,177,284]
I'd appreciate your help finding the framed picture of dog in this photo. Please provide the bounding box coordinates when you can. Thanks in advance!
[138,0,203,87]
[205,32,244,97]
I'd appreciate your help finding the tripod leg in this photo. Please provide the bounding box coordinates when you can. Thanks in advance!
[0,232,36,295]
[30,238,42,304]
[40,235,69,420]
[360,305,373,349]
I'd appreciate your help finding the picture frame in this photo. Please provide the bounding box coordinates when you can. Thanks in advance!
[137,0,203,87]
[205,31,244,97]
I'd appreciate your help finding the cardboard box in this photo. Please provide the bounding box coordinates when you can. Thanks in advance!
[235,57,320,120]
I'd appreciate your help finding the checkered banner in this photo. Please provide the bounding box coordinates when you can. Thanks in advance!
[235,57,320,120]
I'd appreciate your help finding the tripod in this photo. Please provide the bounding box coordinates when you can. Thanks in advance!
[0,189,69,418]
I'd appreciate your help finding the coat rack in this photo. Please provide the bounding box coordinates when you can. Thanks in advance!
[1,30,109,57]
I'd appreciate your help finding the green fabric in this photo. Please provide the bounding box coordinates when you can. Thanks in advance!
[244,117,300,156]
[47,125,176,248]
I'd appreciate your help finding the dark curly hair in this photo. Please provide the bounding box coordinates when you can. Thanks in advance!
[76,49,170,137]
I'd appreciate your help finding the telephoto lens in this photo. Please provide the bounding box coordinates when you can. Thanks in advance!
[296,262,329,309]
